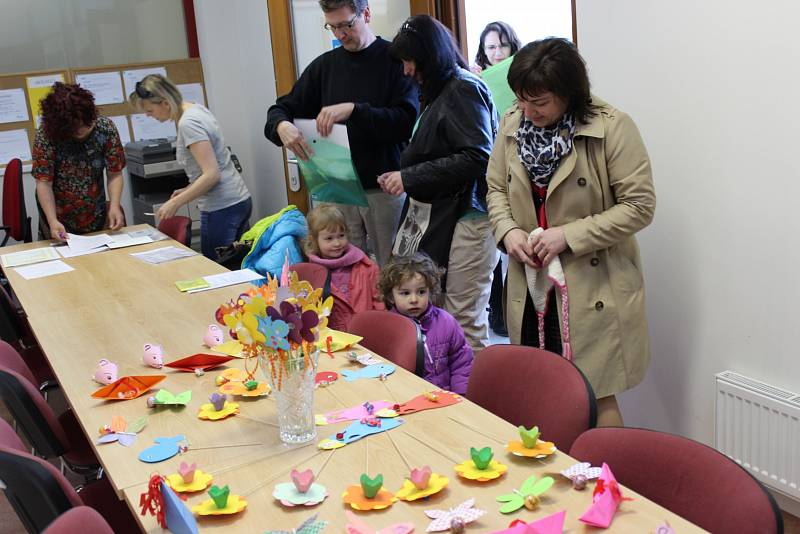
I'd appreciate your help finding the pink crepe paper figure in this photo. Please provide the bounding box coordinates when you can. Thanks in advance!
[179,462,197,484]
[143,344,164,369]
[203,325,224,347]
[491,511,566,534]
[93,359,118,385]
[579,463,632,528]
[280,250,290,287]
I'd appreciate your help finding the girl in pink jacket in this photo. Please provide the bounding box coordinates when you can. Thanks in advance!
[303,206,383,330]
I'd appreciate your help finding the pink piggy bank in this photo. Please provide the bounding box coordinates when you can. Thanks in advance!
[93,359,118,385]
[143,343,164,369]
[203,325,224,348]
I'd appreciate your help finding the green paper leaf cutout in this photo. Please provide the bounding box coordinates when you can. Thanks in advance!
[208,484,230,508]
[359,473,383,499]
[496,493,524,513]
[154,389,192,405]
[518,425,540,448]
[528,476,554,496]
[127,415,148,434]
[470,446,494,470]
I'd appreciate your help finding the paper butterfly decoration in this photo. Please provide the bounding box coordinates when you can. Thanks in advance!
[491,510,566,534]
[140,475,199,534]
[265,514,329,534]
[345,511,414,534]
[93,358,118,385]
[340,363,396,382]
[561,462,602,489]
[203,324,224,347]
[96,415,147,447]
[318,416,404,450]
[425,498,487,532]
[152,389,192,406]
[143,343,164,368]
[496,474,555,513]
[139,435,185,463]
[579,463,632,528]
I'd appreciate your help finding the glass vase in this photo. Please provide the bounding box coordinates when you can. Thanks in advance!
[261,352,317,444]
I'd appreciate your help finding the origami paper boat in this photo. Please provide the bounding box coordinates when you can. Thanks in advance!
[165,353,235,372]
[91,375,166,400]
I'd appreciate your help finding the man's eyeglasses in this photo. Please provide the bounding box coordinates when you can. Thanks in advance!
[135,81,152,99]
[324,13,359,32]
[485,43,512,53]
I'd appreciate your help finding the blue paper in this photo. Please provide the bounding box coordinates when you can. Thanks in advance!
[331,417,404,445]
[160,480,199,534]
[139,435,184,463]
[340,363,396,382]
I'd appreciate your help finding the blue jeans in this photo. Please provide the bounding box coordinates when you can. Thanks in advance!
[201,197,252,262]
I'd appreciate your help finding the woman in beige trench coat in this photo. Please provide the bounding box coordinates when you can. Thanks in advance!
[486,38,656,426]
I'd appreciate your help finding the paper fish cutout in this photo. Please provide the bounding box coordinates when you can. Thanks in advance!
[393,390,462,416]
[273,469,329,507]
[143,343,164,368]
[318,417,404,449]
[265,514,329,534]
[315,371,338,386]
[165,462,214,493]
[165,353,235,372]
[340,363,396,382]
[93,359,118,385]
[92,375,166,400]
[491,510,566,534]
[345,511,414,534]
[425,498,487,532]
[140,476,200,534]
[211,340,244,358]
[315,328,363,352]
[579,463,631,528]
[139,435,185,463]
[153,389,192,406]
[96,415,147,447]
[316,400,395,425]
[496,474,555,513]
[203,325,224,347]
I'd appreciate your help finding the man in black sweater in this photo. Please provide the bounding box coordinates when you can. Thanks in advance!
[265,0,419,266]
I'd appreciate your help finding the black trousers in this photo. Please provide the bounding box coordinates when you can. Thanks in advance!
[520,290,563,355]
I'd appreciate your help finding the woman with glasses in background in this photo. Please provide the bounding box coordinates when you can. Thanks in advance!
[470,21,522,75]
[130,74,252,262]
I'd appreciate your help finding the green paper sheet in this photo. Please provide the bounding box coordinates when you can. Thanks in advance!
[481,56,517,115]
[297,140,369,207]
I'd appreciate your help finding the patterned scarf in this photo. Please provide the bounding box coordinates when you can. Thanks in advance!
[515,113,576,189]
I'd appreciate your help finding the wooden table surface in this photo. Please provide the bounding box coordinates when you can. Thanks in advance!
[2,227,706,533]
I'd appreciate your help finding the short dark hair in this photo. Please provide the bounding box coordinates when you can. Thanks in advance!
[508,37,596,124]
[318,0,367,14]
[389,15,467,104]
[378,252,444,309]
[40,82,98,143]
[474,21,522,70]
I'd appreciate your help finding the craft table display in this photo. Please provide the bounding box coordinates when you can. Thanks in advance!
[1,228,706,533]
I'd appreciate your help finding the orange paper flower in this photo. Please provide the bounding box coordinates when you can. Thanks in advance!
[506,439,557,458]
[342,485,397,511]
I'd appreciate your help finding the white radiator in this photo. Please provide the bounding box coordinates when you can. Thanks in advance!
[715,370,800,501]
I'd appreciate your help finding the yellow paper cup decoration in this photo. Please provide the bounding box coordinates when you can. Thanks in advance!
[506,425,557,458]
[396,465,449,501]
[454,446,508,482]
[342,473,397,511]
[192,484,247,516]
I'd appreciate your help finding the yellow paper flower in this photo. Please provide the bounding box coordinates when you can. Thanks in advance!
[506,439,557,458]
[191,494,247,515]
[197,401,239,421]
[342,485,397,510]
[454,459,508,482]
[395,473,449,501]
[318,438,346,450]
[165,470,213,493]
[243,296,267,317]
[219,381,270,397]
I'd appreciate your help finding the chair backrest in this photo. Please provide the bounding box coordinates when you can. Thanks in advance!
[43,506,115,534]
[2,159,31,243]
[348,310,420,373]
[569,427,784,534]
[0,340,37,385]
[290,262,328,291]
[0,419,80,533]
[158,215,192,247]
[465,344,597,451]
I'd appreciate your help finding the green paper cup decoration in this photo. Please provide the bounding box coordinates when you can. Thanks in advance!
[208,484,230,509]
[519,425,540,448]
[471,446,494,470]
[360,473,383,499]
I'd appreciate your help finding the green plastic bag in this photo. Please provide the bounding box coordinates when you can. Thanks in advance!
[297,139,369,207]
[481,56,517,115]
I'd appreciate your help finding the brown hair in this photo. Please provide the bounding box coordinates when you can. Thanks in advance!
[40,82,98,143]
[303,205,348,256]
[318,0,367,13]
[474,21,522,70]
[377,252,444,308]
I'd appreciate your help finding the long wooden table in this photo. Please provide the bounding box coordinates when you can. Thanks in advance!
[2,227,706,532]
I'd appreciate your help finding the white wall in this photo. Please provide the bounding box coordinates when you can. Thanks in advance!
[575,1,800,445]
[194,0,288,220]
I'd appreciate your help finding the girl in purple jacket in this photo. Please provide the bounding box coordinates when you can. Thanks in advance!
[378,253,474,394]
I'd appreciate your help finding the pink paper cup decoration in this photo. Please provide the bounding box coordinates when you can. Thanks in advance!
[179,461,197,484]
[93,359,118,385]
[410,465,432,490]
[143,344,164,369]
[209,393,226,411]
[291,468,314,493]
[203,325,224,347]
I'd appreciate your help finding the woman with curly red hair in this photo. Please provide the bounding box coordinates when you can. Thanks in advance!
[32,82,126,240]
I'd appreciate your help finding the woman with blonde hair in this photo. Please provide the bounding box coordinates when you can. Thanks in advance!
[130,74,251,260]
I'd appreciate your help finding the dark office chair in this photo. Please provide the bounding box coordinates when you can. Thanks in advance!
[1,158,32,246]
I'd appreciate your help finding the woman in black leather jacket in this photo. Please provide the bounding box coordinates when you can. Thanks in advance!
[378,15,498,351]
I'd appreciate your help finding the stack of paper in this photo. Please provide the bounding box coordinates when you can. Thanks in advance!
[0,247,60,268]
[184,269,264,294]
[131,246,198,265]
[66,233,113,254]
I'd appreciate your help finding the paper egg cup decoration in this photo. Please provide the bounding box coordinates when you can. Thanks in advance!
[143,343,165,368]
[425,498,487,532]
[395,465,449,501]
[203,324,224,348]
[272,468,329,507]
[342,473,397,511]
[198,393,239,421]
[561,462,602,490]
[165,353,235,372]
[192,484,248,516]
[96,415,147,447]
[166,462,214,493]
[216,368,271,397]
[496,474,555,513]
[345,511,414,534]
[93,359,118,385]
[454,446,508,482]
[506,425,557,459]
[91,375,166,400]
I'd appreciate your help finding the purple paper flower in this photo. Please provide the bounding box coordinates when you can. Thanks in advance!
[267,301,303,343]
[298,309,319,342]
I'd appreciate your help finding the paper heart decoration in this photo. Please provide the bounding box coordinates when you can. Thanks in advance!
[143,343,164,368]
[360,473,383,499]
[471,446,494,470]
[519,425,540,448]
[203,325,224,347]
[209,393,226,411]
[93,359,118,385]
[410,465,432,490]
[291,468,315,494]
[208,485,230,509]
[179,462,197,484]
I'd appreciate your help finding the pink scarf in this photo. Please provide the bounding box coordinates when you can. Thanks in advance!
[307,244,365,299]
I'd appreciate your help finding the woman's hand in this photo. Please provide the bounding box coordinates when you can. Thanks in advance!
[107,204,125,230]
[469,64,483,75]
[377,171,404,196]
[503,228,537,267]
[277,121,313,161]
[156,198,181,222]
[529,227,568,267]
[170,187,188,199]
[316,103,354,137]
[48,220,67,241]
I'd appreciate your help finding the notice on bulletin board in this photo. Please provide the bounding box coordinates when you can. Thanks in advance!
[130,113,176,141]
[123,67,167,100]
[177,83,206,106]
[0,89,29,124]
[26,74,64,125]
[0,129,32,163]
[109,115,132,146]
[75,71,124,105]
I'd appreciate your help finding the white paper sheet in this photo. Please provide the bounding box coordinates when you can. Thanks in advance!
[127,228,168,242]
[130,246,197,264]
[177,83,206,106]
[186,269,264,294]
[66,233,113,253]
[0,129,32,163]
[14,260,74,280]
[0,247,60,268]
[26,74,63,89]
[107,234,153,249]
[294,118,350,150]
[122,67,167,99]
[130,113,177,141]
[0,89,29,124]
[109,115,131,146]
[54,245,107,259]
[75,72,124,105]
